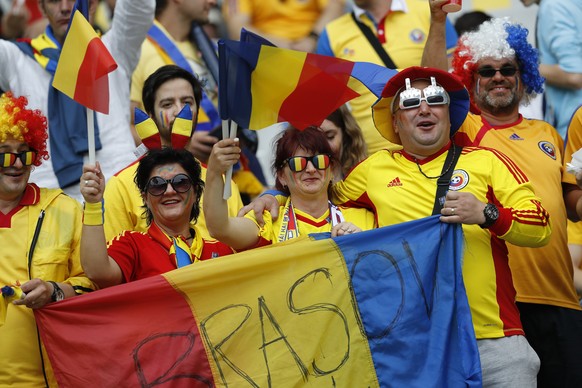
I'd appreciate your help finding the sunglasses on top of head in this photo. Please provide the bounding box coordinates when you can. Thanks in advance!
[392,77,449,112]
[285,154,331,172]
[476,65,518,78]
[146,173,193,196]
[0,151,37,168]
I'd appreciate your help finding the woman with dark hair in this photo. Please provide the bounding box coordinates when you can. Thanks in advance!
[320,105,367,180]
[204,127,375,251]
[79,148,232,289]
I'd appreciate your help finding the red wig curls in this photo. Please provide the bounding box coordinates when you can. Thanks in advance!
[0,92,48,166]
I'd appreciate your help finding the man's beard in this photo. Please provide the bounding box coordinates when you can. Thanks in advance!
[476,81,523,116]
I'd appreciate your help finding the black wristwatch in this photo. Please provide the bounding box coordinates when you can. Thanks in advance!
[479,203,499,229]
[48,281,65,302]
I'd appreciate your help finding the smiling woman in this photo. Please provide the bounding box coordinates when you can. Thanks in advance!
[79,147,233,289]
[203,127,376,252]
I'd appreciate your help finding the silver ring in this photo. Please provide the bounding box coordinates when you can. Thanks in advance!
[84,180,89,185]
[451,208,456,215]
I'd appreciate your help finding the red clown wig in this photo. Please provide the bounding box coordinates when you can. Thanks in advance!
[0,92,48,166]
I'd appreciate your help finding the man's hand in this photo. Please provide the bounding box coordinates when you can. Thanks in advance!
[331,222,362,237]
[439,191,487,225]
[186,131,219,163]
[13,279,52,309]
[429,0,450,23]
[237,194,280,226]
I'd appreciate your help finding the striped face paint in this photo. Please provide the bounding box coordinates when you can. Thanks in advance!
[0,151,36,167]
[159,110,170,130]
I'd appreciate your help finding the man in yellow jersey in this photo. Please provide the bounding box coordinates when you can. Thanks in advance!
[104,65,243,241]
[422,1,582,386]
[0,93,94,386]
[242,66,551,386]
[316,0,458,154]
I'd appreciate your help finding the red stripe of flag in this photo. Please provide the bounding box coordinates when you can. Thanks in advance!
[73,38,115,114]
[279,54,359,130]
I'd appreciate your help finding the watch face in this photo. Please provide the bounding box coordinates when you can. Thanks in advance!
[56,290,65,302]
[485,204,499,220]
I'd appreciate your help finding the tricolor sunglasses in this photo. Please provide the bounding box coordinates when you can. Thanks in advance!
[285,154,331,172]
[392,77,450,112]
[0,151,37,167]
[146,173,193,196]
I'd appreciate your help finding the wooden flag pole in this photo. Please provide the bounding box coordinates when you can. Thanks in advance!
[87,107,96,165]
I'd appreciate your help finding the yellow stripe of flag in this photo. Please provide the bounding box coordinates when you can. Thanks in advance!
[164,236,379,386]
[249,46,306,129]
[52,10,95,98]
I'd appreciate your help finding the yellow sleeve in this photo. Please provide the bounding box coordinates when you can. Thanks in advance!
[486,150,551,248]
[103,171,144,241]
[331,156,372,207]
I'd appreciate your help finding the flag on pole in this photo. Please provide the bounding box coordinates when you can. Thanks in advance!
[218,39,360,130]
[52,0,117,114]
[35,216,481,387]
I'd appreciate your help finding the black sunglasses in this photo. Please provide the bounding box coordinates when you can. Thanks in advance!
[146,173,193,196]
[476,66,518,78]
[0,151,37,167]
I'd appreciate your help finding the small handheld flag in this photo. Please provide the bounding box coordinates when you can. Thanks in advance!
[52,0,117,114]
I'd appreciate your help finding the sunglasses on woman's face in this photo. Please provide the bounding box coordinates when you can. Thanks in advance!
[146,173,193,196]
[0,151,36,167]
[285,154,331,172]
[476,65,518,78]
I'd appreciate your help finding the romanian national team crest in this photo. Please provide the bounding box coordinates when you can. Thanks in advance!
[449,169,469,191]
[538,141,556,160]
[409,29,425,43]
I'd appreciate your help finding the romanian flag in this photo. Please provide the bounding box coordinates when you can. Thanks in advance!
[52,0,117,114]
[218,39,360,130]
[35,216,481,387]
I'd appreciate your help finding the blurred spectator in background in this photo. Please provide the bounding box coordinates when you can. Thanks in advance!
[520,0,582,138]
[453,10,491,36]
[222,0,345,52]
[0,0,46,39]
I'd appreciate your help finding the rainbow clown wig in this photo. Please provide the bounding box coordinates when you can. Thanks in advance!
[0,92,48,166]
[452,18,544,106]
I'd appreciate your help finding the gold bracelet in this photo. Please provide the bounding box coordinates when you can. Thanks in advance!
[83,201,104,226]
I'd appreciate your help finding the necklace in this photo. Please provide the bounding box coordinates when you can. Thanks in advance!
[413,145,456,180]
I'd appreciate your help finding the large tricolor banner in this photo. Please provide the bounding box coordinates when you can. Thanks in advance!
[35,216,481,387]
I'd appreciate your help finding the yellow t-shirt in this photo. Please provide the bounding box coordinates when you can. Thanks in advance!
[223,0,332,41]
